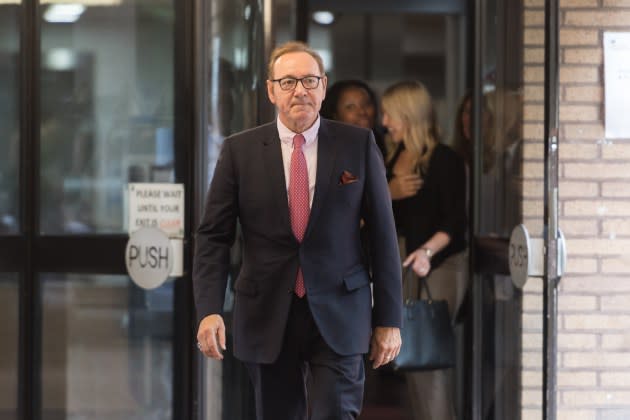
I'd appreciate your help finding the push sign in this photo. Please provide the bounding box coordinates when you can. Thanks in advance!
[126,183,184,289]
[126,227,173,289]
[509,224,547,289]
[508,224,567,289]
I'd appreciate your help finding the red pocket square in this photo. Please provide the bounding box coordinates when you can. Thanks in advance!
[339,170,359,185]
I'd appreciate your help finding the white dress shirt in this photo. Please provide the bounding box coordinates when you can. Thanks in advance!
[277,117,319,208]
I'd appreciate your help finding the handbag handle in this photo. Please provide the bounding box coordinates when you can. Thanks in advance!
[403,266,434,303]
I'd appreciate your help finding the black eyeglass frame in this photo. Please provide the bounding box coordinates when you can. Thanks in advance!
[270,75,323,91]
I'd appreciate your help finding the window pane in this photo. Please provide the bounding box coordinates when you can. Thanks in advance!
[203,0,264,186]
[478,0,524,237]
[0,273,19,418]
[201,1,264,419]
[477,0,530,418]
[0,4,20,234]
[39,1,175,234]
[41,273,174,419]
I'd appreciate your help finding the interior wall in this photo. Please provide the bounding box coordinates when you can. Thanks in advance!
[308,12,467,144]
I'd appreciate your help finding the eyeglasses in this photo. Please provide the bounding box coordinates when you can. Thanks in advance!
[271,76,323,91]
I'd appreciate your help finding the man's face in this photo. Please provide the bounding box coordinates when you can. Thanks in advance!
[266,51,327,133]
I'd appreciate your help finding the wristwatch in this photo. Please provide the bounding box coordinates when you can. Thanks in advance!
[421,247,433,259]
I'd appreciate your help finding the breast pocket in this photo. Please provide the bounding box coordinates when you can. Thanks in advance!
[335,179,363,208]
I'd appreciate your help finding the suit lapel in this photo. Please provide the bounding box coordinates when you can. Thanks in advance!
[305,120,337,239]
[261,131,294,239]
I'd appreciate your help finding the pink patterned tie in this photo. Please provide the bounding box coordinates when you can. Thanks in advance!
[289,133,309,298]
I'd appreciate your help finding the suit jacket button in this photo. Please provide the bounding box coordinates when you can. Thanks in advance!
[287,289,293,294]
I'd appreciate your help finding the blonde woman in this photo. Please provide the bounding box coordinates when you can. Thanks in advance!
[382,81,468,420]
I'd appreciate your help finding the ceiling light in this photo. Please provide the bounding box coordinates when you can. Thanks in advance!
[44,4,85,23]
[42,0,121,4]
[0,0,120,3]
[44,48,77,71]
[312,11,334,26]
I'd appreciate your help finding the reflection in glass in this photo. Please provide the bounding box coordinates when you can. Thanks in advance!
[478,89,523,236]
[201,1,263,419]
[274,0,296,46]
[41,274,174,419]
[476,0,527,418]
[0,5,20,233]
[39,2,175,234]
[478,0,524,237]
[0,273,19,418]
[203,0,263,186]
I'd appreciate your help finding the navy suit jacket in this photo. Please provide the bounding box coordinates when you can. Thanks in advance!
[193,118,402,364]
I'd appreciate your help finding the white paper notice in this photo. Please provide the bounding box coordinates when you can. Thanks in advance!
[127,183,185,238]
[604,32,630,139]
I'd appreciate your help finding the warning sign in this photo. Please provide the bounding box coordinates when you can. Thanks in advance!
[128,183,184,238]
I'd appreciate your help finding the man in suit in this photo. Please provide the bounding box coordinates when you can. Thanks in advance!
[193,41,402,420]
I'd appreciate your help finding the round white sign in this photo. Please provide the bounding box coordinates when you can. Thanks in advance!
[125,227,173,290]
[509,224,531,289]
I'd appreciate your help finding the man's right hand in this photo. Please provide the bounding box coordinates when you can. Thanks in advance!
[197,314,227,360]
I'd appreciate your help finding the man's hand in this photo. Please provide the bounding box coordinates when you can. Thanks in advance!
[369,326,402,369]
[389,174,423,200]
[197,314,227,360]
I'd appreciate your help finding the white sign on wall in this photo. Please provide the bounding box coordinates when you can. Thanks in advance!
[604,32,630,139]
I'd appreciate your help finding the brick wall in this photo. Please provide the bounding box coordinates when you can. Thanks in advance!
[522,1,630,419]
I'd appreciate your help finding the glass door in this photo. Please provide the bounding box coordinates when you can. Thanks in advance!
[195,1,267,419]
[0,3,22,419]
[37,2,182,416]
[0,1,196,418]
[471,0,546,418]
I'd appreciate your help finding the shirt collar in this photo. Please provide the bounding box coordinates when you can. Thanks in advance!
[277,116,320,147]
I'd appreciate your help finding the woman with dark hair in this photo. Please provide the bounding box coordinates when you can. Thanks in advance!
[452,91,472,165]
[321,79,386,157]
[452,90,496,175]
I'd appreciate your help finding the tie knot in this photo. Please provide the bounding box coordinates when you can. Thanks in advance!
[293,134,305,149]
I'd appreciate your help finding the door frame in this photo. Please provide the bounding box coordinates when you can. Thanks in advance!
[470,0,562,419]
[7,1,197,418]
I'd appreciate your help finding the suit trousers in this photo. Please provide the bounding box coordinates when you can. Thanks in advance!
[404,250,469,420]
[245,295,365,420]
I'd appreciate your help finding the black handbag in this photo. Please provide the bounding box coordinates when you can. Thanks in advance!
[392,268,455,371]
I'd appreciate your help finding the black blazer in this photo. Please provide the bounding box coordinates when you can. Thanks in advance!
[387,143,467,269]
[193,119,402,363]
